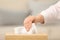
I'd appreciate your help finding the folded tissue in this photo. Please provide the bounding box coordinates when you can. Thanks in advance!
[14,23,38,34]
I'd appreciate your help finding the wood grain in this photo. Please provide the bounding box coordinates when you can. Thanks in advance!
[5,34,48,40]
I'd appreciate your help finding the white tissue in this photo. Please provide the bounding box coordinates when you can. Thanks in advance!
[30,23,38,33]
[14,23,38,34]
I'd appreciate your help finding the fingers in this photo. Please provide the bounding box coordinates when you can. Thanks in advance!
[24,18,32,31]
[24,16,35,31]
[24,22,32,31]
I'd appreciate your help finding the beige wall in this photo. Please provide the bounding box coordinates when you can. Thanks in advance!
[0,0,28,10]
[0,0,58,11]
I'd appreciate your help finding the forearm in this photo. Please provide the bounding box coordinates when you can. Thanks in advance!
[37,1,60,24]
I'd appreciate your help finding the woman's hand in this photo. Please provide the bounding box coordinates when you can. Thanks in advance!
[24,15,44,31]
[24,15,35,31]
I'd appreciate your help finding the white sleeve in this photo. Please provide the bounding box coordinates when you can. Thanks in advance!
[40,1,60,24]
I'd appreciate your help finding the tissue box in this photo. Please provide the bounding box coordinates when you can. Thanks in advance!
[5,33,48,40]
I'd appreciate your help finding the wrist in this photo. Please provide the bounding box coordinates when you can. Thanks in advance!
[35,15,44,24]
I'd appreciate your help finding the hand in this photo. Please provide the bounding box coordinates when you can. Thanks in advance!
[24,15,35,31]
[24,15,44,31]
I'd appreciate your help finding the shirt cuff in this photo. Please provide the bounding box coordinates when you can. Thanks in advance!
[40,11,48,24]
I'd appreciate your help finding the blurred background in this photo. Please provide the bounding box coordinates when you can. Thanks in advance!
[0,0,59,25]
[0,0,60,40]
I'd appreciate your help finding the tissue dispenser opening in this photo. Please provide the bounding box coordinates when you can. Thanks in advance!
[5,34,48,40]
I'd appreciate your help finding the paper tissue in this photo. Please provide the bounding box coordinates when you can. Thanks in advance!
[14,23,38,34]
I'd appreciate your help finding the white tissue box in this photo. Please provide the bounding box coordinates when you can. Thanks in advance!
[5,23,48,40]
[5,33,48,40]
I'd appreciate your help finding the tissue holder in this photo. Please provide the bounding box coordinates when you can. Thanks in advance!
[5,33,48,40]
